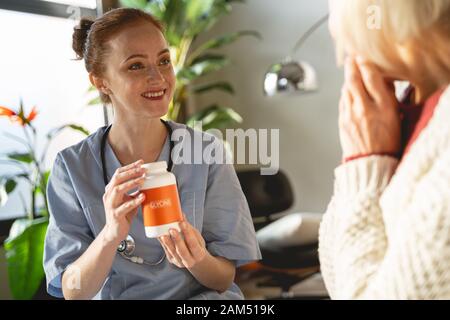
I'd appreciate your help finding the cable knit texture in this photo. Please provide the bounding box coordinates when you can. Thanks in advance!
[319,85,450,299]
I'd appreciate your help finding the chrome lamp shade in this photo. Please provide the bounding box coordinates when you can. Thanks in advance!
[263,14,328,97]
[263,59,318,96]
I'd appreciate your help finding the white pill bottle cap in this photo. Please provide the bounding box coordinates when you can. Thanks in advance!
[140,161,176,190]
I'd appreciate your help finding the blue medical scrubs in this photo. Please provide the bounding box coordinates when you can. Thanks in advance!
[43,121,261,299]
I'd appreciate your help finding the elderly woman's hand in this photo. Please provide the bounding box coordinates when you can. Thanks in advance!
[339,57,401,160]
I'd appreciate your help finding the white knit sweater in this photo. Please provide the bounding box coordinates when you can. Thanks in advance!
[319,85,450,299]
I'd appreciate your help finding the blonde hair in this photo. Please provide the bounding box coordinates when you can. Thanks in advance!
[332,0,450,78]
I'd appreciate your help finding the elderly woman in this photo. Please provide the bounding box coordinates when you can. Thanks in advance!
[319,0,450,299]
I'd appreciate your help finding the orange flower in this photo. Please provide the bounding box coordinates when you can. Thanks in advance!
[0,105,38,126]
[26,106,38,123]
[0,106,16,117]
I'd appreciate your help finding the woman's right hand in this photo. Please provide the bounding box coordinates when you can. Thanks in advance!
[338,57,401,160]
[102,159,146,245]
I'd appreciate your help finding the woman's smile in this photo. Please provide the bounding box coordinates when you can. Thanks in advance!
[141,88,167,101]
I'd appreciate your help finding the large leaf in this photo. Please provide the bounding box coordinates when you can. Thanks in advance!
[194,81,235,95]
[7,152,33,164]
[162,0,188,46]
[4,217,49,300]
[190,30,261,62]
[186,3,232,37]
[178,54,229,82]
[185,0,215,23]
[187,105,243,130]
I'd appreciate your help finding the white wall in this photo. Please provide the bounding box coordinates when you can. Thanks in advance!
[192,0,343,213]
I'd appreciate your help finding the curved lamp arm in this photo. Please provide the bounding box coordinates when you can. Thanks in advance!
[290,14,329,57]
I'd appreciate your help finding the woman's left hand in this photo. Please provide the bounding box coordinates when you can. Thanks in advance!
[158,216,208,269]
[339,56,401,160]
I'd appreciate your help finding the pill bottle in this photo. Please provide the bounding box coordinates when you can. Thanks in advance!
[139,161,183,238]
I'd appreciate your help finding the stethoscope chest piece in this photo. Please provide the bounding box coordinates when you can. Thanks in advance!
[116,234,165,266]
[117,235,136,256]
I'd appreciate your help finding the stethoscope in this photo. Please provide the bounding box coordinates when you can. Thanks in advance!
[100,119,174,266]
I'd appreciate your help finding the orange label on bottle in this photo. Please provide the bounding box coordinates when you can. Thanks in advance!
[141,184,183,227]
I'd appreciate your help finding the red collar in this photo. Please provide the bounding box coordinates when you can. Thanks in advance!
[399,86,446,159]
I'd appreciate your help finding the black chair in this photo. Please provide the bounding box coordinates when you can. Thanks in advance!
[237,170,294,232]
[237,169,324,299]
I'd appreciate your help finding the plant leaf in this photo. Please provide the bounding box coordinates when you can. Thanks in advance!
[68,125,90,136]
[194,82,235,95]
[36,207,49,218]
[35,170,50,197]
[161,0,187,47]
[4,217,49,300]
[187,105,243,130]
[119,0,148,10]
[192,30,261,59]
[5,179,17,194]
[87,96,101,106]
[42,170,50,186]
[144,0,167,20]
[185,0,215,23]
[7,152,33,164]
[178,55,229,82]
[190,0,234,36]
[47,124,90,140]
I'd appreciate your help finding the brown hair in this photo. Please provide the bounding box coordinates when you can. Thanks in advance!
[72,8,164,104]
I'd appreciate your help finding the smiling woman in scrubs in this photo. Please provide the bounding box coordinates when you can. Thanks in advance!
[43,7,261,300]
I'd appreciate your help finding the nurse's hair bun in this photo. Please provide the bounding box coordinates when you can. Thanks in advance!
[72,18,94,60]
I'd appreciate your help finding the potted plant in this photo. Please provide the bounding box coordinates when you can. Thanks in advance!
[0,102,89,299]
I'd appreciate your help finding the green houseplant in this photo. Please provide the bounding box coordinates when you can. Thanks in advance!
[89,0,260,130]
[0,102,89,299]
